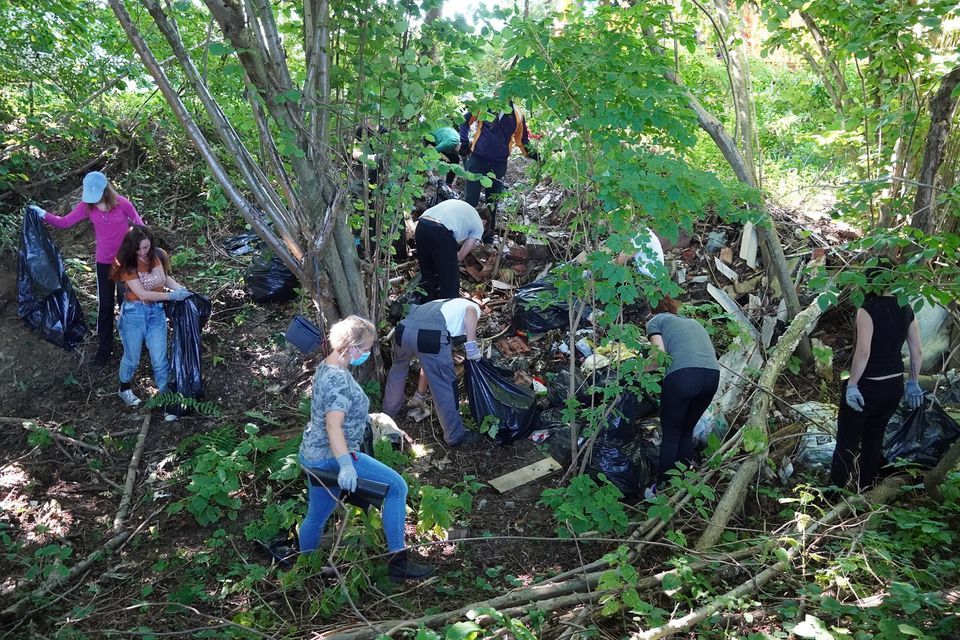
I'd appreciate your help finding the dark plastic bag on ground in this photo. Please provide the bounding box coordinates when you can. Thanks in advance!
[883,396,960,468]
[587,393,656,496]
[465,358,537,444]
[512,278,592,334]
[165,294,212,406]
[17,207,88,350]
[244,256,298,303]
[224,233,263,256]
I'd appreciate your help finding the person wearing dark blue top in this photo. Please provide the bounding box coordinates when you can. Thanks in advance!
[459,101,536,241]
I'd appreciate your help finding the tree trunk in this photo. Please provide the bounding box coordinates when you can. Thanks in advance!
[800,12,849,111]
[910,65,960,235]
[695,294,829,551]
[712,0,759,187]
[111,0,369,321]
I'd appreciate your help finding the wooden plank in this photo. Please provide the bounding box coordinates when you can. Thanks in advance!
[488,456,562,493]
[761,315,777,348]
[707,283,760,341]
[739,221,759,268]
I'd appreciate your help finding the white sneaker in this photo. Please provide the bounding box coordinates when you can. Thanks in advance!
[164,413,178,422]
[118,389,142,407]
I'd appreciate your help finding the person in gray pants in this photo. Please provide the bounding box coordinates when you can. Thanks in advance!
[382,298,484,447]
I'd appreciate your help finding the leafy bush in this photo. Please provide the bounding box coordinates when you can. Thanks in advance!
[540,474,629,537]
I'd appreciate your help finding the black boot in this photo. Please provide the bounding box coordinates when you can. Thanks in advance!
[387,549,434,582]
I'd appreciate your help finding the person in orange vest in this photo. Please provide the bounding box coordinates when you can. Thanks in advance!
[459,100,537,242]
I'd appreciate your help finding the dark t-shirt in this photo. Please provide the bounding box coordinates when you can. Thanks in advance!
[861,296,915,378]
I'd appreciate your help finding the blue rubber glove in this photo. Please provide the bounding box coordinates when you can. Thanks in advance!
[336,453,358,493]
[905,380,924,410]
[27,204,46,219]
[464,340,481,360]
[168,288,191,301]
[845,383,865,412]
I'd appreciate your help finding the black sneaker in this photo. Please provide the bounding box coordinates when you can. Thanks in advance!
[450,431,483,447]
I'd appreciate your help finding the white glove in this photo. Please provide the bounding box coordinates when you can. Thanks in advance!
[464,340,481,360]
[168,289,191,301]
[27,204,46,219]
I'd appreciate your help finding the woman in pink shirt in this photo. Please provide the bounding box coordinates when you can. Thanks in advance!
[30,172,144,366]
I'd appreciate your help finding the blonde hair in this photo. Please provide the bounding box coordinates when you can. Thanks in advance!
[328,315,376,352]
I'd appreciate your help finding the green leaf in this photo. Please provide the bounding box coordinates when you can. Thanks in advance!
[445,621,482,640]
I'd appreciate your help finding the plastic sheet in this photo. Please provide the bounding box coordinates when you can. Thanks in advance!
[464,358,537,445]
[165,294,212,406]
[512,278,591,334]
[17,207,88,350]
[244,256,298,303]
[223,233,263,256]
[883,396,960,468]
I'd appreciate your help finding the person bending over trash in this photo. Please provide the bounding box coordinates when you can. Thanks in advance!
[112,226,191,422]
[830,262,923,490]
[426,125,462,186]
[29,171,144,367]
[414,199,485,301]
[615,227,666,279]
[645,295,720,496]
[383,298,484,447]
[297,315,433,582]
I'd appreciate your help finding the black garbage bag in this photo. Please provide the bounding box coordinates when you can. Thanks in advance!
[224,233,263,256]
[244,256,298,303]
[512,278,591,334]
[17,207,88,350]
[586,392,657,496]
[464,358,538,445]
[883,396,960,468]
[165,294,212,405]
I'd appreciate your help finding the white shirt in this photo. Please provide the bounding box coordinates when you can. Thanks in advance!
[440,298,482,336]
[631,228,665,278]
[421,199,484,243]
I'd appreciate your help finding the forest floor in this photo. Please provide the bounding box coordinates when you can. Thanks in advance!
[0,160,915,637]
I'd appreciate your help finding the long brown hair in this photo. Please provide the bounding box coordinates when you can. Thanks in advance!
[87,183,118,211]
[114,226,162,277]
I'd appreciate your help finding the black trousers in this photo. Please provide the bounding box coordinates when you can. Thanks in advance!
[658,367,720,482]
[830,377,904,489]
[440,149,460,185]
[95,262,120,361]
[463,154,507,242]
[414,219,459,302]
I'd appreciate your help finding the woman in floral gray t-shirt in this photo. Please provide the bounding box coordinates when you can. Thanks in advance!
[297,316,432,581]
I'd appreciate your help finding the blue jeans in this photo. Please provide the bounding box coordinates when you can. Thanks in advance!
[118,301,169,392]
[298,451,409,554]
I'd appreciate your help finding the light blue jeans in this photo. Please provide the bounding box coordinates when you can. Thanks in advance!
[118,301,169,392]
[298,451,408,554]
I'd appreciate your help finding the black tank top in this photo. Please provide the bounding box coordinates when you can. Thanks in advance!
[861,296,914,378]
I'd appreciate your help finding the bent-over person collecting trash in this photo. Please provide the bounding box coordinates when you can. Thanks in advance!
[382,298,484,448]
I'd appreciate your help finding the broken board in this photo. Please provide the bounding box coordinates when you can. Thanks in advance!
[488,456,562,493]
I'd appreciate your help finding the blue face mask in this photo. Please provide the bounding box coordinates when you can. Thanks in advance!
[349,349,370,367]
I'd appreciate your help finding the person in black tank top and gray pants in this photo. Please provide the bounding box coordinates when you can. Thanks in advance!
[830,264,924,490]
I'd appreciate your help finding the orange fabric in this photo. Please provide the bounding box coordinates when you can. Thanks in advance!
[114,249,169,301]
[469,107,529,156]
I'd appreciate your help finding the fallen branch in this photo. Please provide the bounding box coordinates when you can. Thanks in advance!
[696,294,828,551]
[1,531,130,620]
[114,415,151,531]
[635,476,907,640]
[10,419,107,455]
[924,437,960,502]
